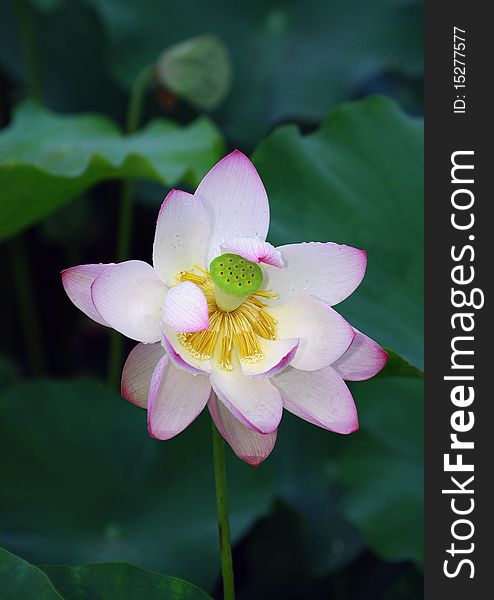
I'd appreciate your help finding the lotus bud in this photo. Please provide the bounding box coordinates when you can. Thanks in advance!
[155,34,233,111]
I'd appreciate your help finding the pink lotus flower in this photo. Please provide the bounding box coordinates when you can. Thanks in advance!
[62,151,387,465]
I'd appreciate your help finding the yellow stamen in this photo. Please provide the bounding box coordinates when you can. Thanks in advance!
[194,264,210,277]
[177,268,277,370]
[253,289,278,299]
[178,270,207,286]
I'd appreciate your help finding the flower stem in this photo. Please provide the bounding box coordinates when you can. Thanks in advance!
[11,0,44,376]
[8,237,45,375]
[107,65,154,386]
[14,0,42,101]
[212,421,235,600]
[125,65,154,135]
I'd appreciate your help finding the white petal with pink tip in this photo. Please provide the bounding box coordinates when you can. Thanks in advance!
[222,237,283,268]
[194,151,270,262]
[91,260,166,343]
[332,329,388,381]
[264,242,367,306]
[147,357,211,440]
[240,337,299,377]
[273,366,358,434]
[161,281,209,333]
[61,263,114,326]
[267,296,355,371]
[121,342,166,408]
[209,393,277,466]
[211,367,282,434]
[153,189,211,285]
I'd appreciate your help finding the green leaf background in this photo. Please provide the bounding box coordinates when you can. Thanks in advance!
[0,379,273,590]
[0,102,223,240]
[0,0,423,146]
[1,548,213,599]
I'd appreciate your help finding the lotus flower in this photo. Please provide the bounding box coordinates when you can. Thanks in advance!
[62,151,387,465]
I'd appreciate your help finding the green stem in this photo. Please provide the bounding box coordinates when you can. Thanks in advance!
[8,237,45,375]
[125,65,154,134]
[107,331,124,388]
[107,66,154,386]
[11,0,44,376]
[13,0,42,100]
[212,422,235,600]
[115,179,135,263]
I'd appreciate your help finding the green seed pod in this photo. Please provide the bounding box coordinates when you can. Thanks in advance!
[156,35,233,111]
[210,253,263,311]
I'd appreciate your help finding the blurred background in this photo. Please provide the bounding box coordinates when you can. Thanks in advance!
[0,0,424,598]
